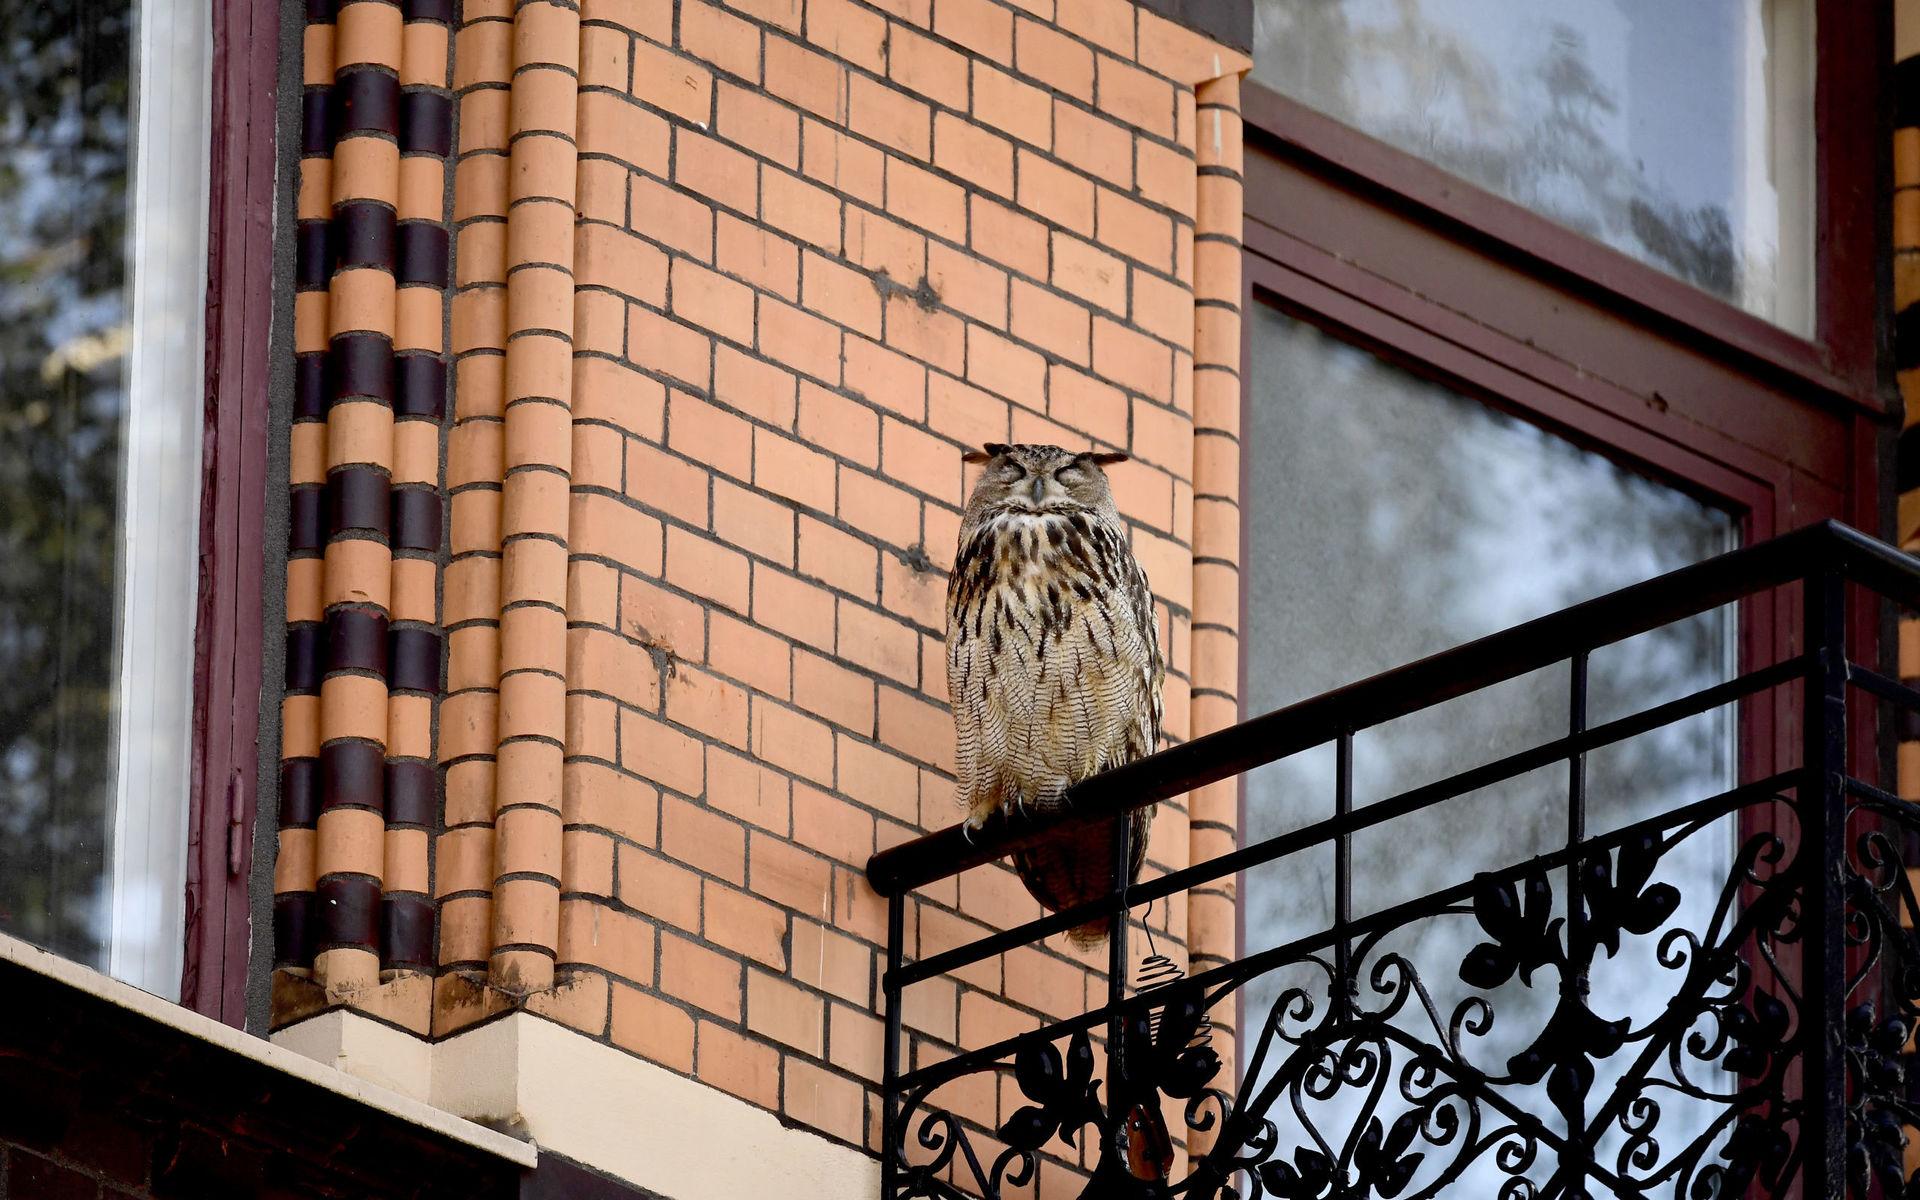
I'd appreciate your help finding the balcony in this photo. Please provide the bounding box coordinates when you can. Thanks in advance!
[865,521,1920,1200]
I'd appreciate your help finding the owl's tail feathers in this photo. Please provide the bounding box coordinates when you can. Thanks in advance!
[1010,809,1151,948]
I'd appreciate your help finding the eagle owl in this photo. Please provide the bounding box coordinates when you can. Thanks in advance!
[947,442,1165,946]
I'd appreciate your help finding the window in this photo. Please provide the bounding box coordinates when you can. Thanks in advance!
[0,0,212,999]
[1250,0,1816,331]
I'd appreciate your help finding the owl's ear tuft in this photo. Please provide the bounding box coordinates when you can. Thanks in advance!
[1085,451,1129,467]
[963,442,1013,463]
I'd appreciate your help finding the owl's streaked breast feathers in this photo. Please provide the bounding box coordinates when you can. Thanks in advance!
[946,442,1165,946]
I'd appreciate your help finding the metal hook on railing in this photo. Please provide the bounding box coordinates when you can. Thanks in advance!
[1135,897,1213,1052]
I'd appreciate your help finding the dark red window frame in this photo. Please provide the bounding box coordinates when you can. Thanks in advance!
[179,0,279,1026]
[1233,0,1891,1019]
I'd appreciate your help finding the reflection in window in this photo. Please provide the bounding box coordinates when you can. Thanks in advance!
[1240,306,1736,1192]
[1251,0,1814,332]
[0,0,209,997]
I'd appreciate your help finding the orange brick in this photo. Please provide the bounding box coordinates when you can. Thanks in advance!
[631,39,714,125]
[575,222,668,303]
[578,92,672,175]
[661,931,745,1019]
[666,524,751,611]
[751,697,836,784]
[1131,267,1193,346]
[707,744,792,834]
[916,905,1001,991]
[967,195,1048,277]
[670,258,756,345]
[835,736,919,823]
[966,324,1045,402]
[1098,187,1173,270]
[681,0,763,82]
[716,214,802,301]
[883,293,965,377]
[801,119,886,208]
[1004,944,1086,1014]
[628,174,713,260]
[880,552,945,631]
[619,708,707,798]
[827,1003,884,1081]
[922,504,963,572]
[961,989,1040,1046]
[569,491,666,572]
[713,344,799,429]
[842,335,927,420]
[713,478,797,566]
[569,626,664,708]
[898,972,958,1040]
[805,0,887,72]
[576,356,667,437]
[1011,279,1091,364]
[617,843,703,931]
[763,33,846,121]
[1047,363,1127,446]
[704,878,789,967]
[1015,18,1093,101]
[610,982,696,1072]
[662,794,748,884]
[755,427,839,513]
[726,0,802,32]
[932,113,1013,198]
[667,390,753,480]
[791,919,871,1003]
[935,0,1012,62]
[1097,54,1174,138]
[628,305,714,390]
[750,830,833,912]
[1056,0,1133,56]
[1017,149,1094,235]
[559,895,653,977]
[836,598,921,685]
[1136,136,1195,218]
[761,166,844,252]
[876,686,953,773]
[796,518,879,601]
[758,296,845,383]
[1130,397,1189,471]
[752,566,837,651]
[698,1019,782,1107]
[972,62,1049,148]
[716,81,799,166]
[848,72,930,159]
[888,25,967,109]
[1059,101,1128,189]
[563,760,660,845]
[1092,315,1172,400]
[623,439,711,527]
[747,967,824,1054]
[683,583,779,672]
[784,1059,865,1146]
[885,158,966,243]
[928,373,1011,447]
[836,468,921,549]
[676,129,759,216]
[796,383,880,468]
[927,242,1010,328]
[842,208,927,285]
[1051,232,1125,313]
[801,251,882,337]
[794,650,877,731]
[667,663,753,747]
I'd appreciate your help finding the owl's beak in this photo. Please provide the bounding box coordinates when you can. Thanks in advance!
[1030,476,1046,505]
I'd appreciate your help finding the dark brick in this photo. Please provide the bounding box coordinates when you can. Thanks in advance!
[8,1149,98,1200]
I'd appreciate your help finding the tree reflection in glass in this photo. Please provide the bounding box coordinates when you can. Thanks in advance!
[0,0,134,968]
[1252,0,1814,332]
[1240,305,1736,1194]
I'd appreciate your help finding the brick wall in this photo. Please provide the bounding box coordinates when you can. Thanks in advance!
[274,0,1250,1184]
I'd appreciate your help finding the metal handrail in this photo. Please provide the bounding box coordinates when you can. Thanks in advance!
[866,519,1910,898]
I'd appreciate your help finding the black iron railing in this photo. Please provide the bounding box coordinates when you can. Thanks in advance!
[865,521,1920,1199]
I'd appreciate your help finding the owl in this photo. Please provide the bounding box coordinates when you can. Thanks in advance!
[947,442,1165,947]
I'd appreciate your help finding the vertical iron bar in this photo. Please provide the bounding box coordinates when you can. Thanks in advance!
[1107,812,1133,1171]
[882,893,905,1200]
[1564,652,1590,1189]
[1802,571,1848,1198]
[1334,732,1353,1023]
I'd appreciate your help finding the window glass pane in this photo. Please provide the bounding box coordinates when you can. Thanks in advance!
[1251,0,1815,332]
[0,0,207,997]
[1240,304,1737,1192]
